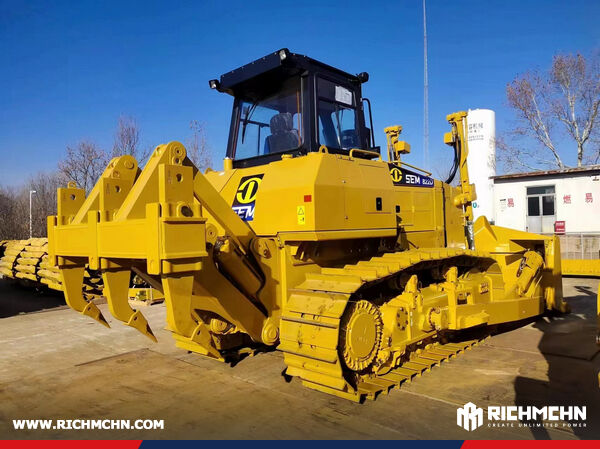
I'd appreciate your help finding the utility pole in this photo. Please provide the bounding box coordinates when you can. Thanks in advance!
[423,0,429,169]
[29,190,36,238]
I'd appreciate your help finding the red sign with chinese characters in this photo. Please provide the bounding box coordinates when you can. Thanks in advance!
[507,198,514,208]
[563,195,571,204]
[585,193,593,203]
[554,221,565,234]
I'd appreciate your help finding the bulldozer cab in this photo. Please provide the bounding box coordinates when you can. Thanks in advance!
[210,49,375,168]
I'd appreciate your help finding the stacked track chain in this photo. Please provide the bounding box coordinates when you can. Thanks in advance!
[279,248,490,402]
[0,238,103,298]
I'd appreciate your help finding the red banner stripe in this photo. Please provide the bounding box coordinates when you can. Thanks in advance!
[0,440,143,449]
[463,441,600,448]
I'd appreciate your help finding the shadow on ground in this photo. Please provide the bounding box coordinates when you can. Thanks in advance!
[514,280,600,439]
[0,280,65,318]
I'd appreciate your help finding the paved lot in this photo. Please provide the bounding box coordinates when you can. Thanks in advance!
[0,277,598,439]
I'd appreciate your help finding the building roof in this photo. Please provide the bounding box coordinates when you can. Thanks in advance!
[492,165,600,182]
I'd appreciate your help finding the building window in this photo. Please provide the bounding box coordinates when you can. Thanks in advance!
[542,195,555,216]
[527,186,555,195]
[528,196,540,216]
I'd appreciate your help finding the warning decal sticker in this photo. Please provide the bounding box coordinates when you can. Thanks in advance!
[297,205,306,225]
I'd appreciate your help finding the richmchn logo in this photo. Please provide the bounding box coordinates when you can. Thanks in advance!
[457,402,483,431]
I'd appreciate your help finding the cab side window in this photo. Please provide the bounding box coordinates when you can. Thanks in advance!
[317,78,360,150]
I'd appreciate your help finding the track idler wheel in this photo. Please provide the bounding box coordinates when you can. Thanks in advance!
[339,300,383,372]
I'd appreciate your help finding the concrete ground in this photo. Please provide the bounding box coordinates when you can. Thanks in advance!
[0,277,598,440]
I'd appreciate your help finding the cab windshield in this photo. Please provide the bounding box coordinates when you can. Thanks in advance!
[233,78,302,159]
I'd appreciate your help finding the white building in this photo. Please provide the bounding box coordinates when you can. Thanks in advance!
[492,166,600,260]
[493,166,600,234]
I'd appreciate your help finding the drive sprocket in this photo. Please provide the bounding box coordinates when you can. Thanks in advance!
[339,300,383,372]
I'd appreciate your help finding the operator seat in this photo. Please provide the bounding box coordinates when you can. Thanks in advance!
[264,112,299,154]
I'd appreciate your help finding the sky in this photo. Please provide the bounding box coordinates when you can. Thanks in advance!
[0,0,598,186]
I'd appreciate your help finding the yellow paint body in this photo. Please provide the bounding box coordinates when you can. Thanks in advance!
[48,114,568,401]
[562,259,600,277]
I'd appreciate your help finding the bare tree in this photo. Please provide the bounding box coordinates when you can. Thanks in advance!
[188,120,213,170]
[0,171,63,239]
[58,140,109,193]
[551,53,600,166]
[112,115,150,163]
[500,50,600,170]
[431,158,459,185]
[0,185,27,239]
[496,136,549,172]
[28,171,62,238]
[590,139,600,165]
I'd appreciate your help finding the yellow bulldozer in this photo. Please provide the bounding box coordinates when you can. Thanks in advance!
[47,49,568,402]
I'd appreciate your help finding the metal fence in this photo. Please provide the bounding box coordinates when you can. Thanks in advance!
[557,233,600,260]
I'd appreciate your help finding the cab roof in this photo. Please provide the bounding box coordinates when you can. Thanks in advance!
[212,48,361,99]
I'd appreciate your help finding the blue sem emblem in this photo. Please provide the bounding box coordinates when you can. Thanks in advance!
[231,174,264,221]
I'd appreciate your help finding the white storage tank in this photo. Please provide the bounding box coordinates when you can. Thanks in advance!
[466,109,496,223]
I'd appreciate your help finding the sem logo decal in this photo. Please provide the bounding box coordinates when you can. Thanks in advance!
[390,167,403,183]
[457,402,484,431]
[388,164,434,188]
[232,174,263,221]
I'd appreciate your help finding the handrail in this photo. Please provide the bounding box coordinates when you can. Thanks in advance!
[397,161,432,177]
[349,148,382,160]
